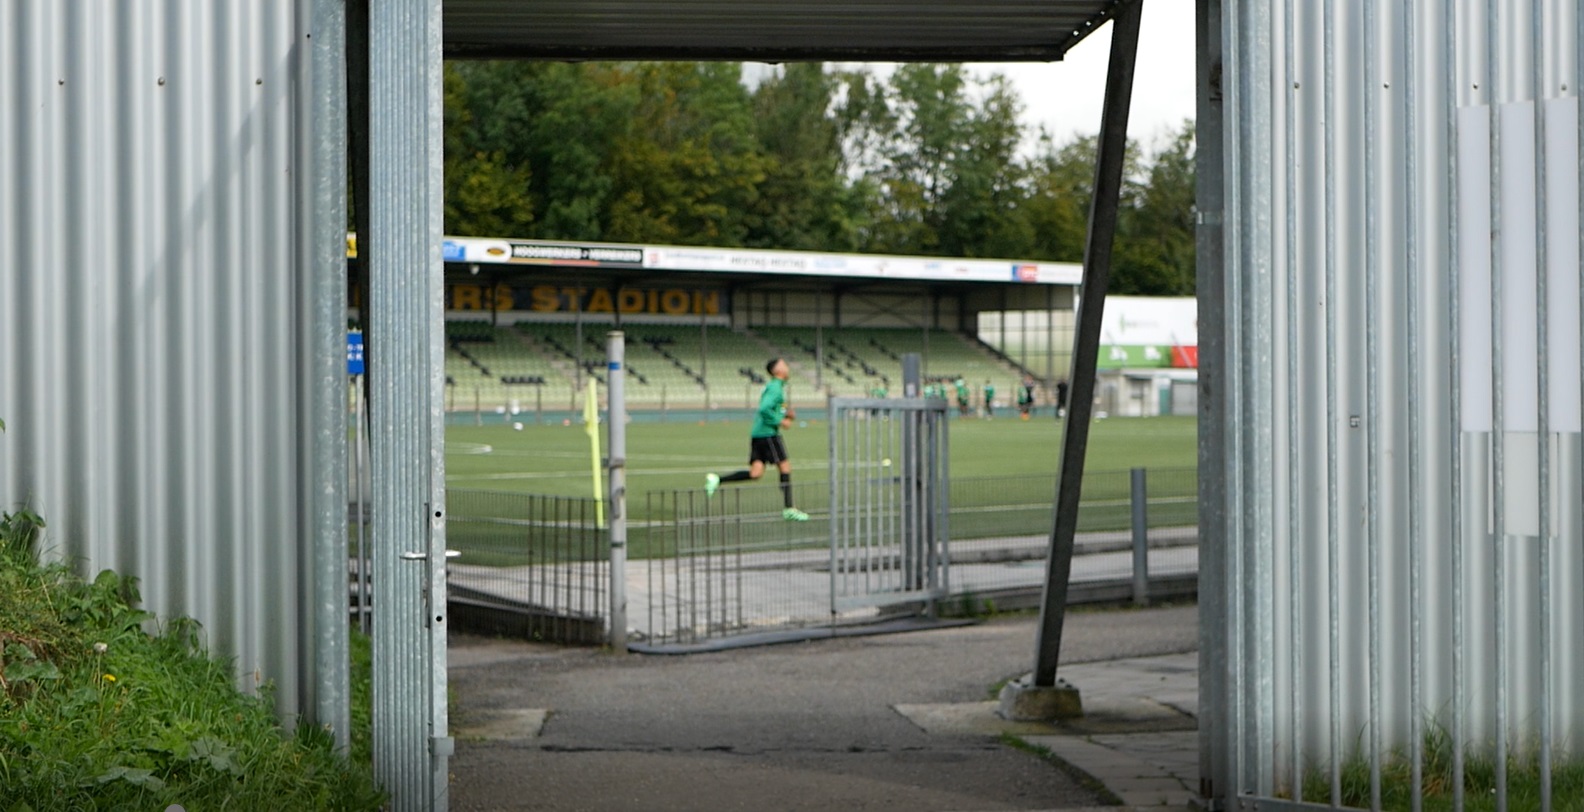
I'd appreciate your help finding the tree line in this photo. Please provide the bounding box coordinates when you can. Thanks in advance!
[444,62,1196,296]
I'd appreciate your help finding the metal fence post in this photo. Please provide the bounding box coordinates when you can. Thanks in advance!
[366,0,450,805]
[1130,467,1149,607]
[900,354,923,590]
[607,331,628,652]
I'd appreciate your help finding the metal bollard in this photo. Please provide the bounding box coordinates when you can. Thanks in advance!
[1130,467,1149,606]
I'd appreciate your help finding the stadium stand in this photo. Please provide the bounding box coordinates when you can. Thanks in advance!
[440,320,1039,413]
[750,327,1033,399]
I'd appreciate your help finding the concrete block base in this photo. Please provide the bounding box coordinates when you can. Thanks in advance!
[997,675,1084,721]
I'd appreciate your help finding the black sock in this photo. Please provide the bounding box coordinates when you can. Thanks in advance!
[779,473,793,508]
[720,470,753,483]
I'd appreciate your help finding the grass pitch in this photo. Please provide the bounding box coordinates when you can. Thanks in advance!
[440,414,1196,563]
[444,414,1197,497]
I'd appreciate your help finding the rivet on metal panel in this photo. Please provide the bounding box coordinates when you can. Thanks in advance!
[157,77,165,85]
[1349,415,1360,428]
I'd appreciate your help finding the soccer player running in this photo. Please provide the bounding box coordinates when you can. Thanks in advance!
[705,358,810,521]
[1017,375,1035,420]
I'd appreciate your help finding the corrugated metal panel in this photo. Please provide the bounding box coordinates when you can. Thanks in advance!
[441,0,1125,61]
[368,0,451,806]
[0,1,347,733]
[1205,0,1584,803]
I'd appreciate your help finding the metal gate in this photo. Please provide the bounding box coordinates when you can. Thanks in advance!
[634,395,950,651]
[827,397,951,615]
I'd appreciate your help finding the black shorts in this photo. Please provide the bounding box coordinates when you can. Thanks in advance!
[749,435,789,465]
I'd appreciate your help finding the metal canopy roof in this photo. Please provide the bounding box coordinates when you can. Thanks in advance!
[443,0,1127,61]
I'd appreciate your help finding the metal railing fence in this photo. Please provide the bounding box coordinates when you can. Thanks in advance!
[638,483,833,647]
[439,467,1200,646]
[444,490,607,644]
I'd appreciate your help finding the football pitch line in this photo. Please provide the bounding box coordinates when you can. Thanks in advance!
[449,466,719,482]
[446,448,729,464]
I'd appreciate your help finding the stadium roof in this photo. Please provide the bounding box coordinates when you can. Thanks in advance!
[442,0,1128,61]
[349,235,1084,287]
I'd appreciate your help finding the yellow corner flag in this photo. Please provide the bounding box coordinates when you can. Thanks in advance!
[584,379,606,528]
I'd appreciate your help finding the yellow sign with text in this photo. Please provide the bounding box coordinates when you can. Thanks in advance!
[445,284,723,316]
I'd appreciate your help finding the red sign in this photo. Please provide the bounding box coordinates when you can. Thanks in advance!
[1171,345,1199,369]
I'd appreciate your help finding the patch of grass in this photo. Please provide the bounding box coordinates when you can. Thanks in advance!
[349,629,374,769]
[1298,725,1584,812]
[0,533,383,810]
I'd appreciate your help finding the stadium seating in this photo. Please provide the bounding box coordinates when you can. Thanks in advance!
[751,327,1030,400]
[440,319,1036,413]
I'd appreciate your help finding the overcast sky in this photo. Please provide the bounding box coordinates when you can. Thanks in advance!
[745,3,1198,153]
[969,1,1198,149]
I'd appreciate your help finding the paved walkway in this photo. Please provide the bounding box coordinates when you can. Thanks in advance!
[1020,653,1200,809]
[890,651,1200,811]
[447,607,1202,811]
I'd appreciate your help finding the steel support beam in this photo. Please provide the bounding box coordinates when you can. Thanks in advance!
[1195,0,1232,803]
[1030,0,1144,687]
[367,0,451,808]
[302,0,351,755]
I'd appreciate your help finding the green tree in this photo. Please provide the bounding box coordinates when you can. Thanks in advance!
[448,61,638,240]
[933,74,1033,258]
[443,64,534,237]
[844,65,1033,258]
[604,63,765,245]
[1115,121,1196,294]
[744,64,866,251]
[437,59,1196,292]
[1019,125,1200,297]
[1021,132,1101,264]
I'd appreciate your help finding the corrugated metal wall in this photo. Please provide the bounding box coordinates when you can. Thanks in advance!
[1203,0,1583,804]
[0,1,347,731]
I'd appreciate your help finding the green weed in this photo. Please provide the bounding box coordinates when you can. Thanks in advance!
[0,540,383,809]
[1297,724,1584,812]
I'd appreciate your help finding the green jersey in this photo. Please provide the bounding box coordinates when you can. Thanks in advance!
[983,384,996,402]
[752,378,787,438]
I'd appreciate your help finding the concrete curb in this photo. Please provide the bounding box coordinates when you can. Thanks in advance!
[1015,734,1199,811]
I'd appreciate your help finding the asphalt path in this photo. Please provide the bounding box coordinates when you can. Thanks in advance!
[447,603,1198,811]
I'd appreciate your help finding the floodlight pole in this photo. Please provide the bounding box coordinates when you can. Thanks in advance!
[1031,0,1144,688]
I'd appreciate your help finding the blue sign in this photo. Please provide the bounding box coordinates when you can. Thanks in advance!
[442,240,466,262]
[347,331,365,375]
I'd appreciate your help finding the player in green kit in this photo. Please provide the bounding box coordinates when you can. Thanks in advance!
[705,358,810,521]
[982,380,996,418]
